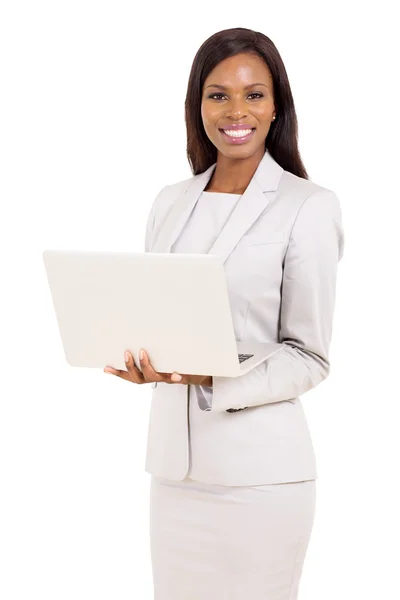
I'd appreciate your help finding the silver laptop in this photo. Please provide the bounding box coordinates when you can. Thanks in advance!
[42,250,283,377]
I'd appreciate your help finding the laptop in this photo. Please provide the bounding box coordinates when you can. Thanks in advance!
[42,250,283,377]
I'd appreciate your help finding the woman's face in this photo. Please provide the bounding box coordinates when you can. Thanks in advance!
[201,52,276,159]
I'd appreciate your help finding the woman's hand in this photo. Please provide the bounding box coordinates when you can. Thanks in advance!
[104,349,212,387]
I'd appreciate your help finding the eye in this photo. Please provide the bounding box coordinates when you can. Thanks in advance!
[208,92,264,100]
[208,93,225,100]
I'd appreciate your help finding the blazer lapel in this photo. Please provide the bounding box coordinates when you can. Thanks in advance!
[152,150,284,264]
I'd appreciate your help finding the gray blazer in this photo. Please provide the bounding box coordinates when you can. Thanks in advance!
[143,150,344,486]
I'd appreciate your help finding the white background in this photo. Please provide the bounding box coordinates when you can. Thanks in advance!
[1,1,399,598]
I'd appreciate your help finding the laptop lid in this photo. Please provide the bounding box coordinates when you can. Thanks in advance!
[42,250,240,376]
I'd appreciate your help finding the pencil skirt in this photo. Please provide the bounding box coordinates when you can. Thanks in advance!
[149,475,316,600]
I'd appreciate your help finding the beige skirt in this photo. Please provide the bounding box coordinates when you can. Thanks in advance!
[149,475,316,600]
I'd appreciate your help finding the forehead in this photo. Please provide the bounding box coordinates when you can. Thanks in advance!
[204,53,273,87]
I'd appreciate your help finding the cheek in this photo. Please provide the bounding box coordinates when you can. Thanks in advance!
[202,120,215,141]
[252,102,273,121]
[202,119,221,143]
[201,109,212,135]
[202,102,221,125]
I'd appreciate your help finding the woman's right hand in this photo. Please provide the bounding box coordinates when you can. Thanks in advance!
[104,349,212,387]
[104,349,174,385]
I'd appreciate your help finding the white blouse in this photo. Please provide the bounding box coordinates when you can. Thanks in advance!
[171,190,242,254]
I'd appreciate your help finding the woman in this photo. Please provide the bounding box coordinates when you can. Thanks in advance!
[104,27,344,600]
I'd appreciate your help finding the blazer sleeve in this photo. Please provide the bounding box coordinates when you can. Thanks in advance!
[196,189,345,412]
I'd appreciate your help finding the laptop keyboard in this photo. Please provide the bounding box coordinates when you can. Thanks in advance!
[238,353,254,363]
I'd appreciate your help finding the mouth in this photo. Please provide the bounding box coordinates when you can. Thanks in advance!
[218,128,256,144]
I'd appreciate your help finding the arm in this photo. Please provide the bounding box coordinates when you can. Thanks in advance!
[196,189,345,412]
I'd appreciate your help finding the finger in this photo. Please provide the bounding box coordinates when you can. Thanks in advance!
[104,367,138,383]
[170,372,184,383]
[139,349,168,383]
[124,352,145,383]
[169,373,209,386]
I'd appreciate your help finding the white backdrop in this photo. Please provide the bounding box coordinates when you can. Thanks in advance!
[1,1,399,598]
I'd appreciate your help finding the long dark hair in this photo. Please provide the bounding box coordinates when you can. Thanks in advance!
[184,27,308,179]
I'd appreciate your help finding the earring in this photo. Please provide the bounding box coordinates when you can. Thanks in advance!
[272,116,276,121]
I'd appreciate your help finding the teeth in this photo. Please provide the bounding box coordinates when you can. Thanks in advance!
[223,129,253,137]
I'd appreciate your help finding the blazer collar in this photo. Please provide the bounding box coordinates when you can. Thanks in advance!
[152,149,284,265]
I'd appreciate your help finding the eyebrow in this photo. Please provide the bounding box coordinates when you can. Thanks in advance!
[205,82,268,90]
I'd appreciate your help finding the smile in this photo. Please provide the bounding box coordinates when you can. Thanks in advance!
[219,128,256,144]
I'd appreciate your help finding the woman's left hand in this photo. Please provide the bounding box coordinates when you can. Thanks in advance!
[104,349,212,387]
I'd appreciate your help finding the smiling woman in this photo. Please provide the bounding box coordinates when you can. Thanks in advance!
[133,25,343,600]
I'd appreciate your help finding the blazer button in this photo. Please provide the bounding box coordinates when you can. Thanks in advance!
[151,382,158,389]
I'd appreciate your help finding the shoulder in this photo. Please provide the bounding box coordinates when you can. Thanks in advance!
[278,170,344,259]
[278,170,342,220]
[147,174,197,234]
[160,174,196,197]
[150,174,194,210]
[280,170,338,201]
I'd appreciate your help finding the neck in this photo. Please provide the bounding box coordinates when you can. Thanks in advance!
[205,147,265,194]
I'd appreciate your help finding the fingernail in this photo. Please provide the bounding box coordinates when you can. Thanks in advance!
[171,373,182,382]
[140,349,144,360]
[124,352,130,362]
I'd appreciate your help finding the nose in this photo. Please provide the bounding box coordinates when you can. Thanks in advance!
[224,96,248,119]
